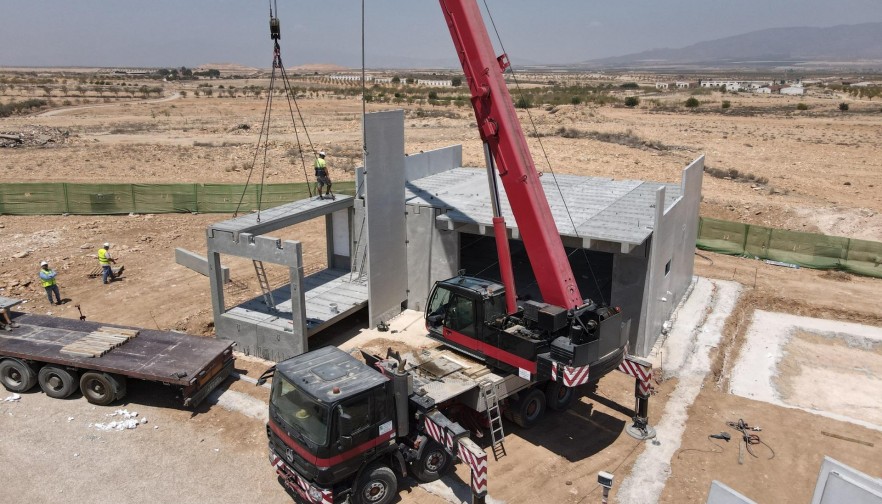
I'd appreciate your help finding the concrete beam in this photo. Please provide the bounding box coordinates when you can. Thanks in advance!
[175,248,230,283]
[207,231,302,268]
[209,196,354,240]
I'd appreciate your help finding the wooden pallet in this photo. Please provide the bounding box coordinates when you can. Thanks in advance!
[60,326,139,358]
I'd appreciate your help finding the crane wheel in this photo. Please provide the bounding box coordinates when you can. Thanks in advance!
[354,463,397,504]
[0,358,37,393]
[410,440,452,482]
[38,366,79,399]
[80,372,126,406]
[544,380,575,411]
[508,388,546,428]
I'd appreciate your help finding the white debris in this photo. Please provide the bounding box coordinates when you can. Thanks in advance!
[89,409,148,431]
[67,416,75,422]
[3,393,21,402]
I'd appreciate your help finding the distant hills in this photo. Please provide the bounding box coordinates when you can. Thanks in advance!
[580,22,882,69]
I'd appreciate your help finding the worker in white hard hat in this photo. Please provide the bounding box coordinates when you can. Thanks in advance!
[39,260,62,305]
[314,150,334,200]
[98,243,117,285]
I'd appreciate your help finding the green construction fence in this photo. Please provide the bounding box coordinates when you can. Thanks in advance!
[697,217,882,278]
[2,184,880,279]
[0,181,355,216]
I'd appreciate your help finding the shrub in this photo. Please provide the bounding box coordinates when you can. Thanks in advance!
[796,103,808,110]
[685,97,700,108]
[515,96,532,109]
[428,91,438,100]
[620,82,639,89]
[451,77,462,87]
[721,100,731,109]
[839,102,849,111]
[570,96,582,105]
[624,96,640,108]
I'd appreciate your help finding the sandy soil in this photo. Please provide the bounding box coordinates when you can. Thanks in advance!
[3,78,882,503]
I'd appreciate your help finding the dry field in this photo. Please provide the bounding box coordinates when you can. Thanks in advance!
[2,74,882,503]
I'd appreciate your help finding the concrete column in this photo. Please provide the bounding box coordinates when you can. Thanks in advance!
[206,248,225,322]
[288,241,308,353]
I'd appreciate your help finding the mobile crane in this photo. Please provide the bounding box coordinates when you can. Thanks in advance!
[261,2,654,503]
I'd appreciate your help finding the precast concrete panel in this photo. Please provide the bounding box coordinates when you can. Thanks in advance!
[811,457,882,504]
[364,110,408,327]
[405,205,460,312]
[706,481,757,504]
[639,156,704,356]
[404,145,462,182]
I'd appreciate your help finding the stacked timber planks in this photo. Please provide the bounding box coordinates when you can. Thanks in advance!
[60,327,139,358]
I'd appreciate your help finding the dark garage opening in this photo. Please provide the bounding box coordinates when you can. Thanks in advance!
[458,233,613,307]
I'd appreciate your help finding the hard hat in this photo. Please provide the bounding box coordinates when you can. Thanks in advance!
[104,242,110,248]
[40,261,48,267]
[319,151,326,157]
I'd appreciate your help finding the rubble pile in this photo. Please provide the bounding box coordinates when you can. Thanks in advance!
[0,125,70,148]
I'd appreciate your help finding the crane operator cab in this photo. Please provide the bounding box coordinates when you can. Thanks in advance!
[425,274,629,383]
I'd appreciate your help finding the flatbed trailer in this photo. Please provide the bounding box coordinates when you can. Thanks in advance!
[0,310,234,407]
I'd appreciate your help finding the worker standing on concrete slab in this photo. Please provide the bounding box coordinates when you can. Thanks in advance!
[98,243,117,284]
[314,151,334,200]
[39,260,62,305]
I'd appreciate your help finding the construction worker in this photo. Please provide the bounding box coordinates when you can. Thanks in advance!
[0,307,19,331]
[39,260,62,305]
[314,151,334,200]
[98,243,117,284]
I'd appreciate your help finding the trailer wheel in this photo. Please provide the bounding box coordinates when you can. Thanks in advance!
[355,464,397,504]
[410,440,452,482]
[38,366,78,399]
[545,380,575,411]
[0,358,37,393]
[80,372,125,406]
[509,388,546,428]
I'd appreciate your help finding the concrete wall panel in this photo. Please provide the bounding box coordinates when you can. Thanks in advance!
[405,205,460,312]
[364,110,408,326]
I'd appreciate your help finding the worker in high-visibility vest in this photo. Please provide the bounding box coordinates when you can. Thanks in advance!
[39,260,62,305]
[98,243,117,285]
[314,151,334,200]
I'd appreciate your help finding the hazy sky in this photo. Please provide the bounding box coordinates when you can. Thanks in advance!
[2,0,881,68]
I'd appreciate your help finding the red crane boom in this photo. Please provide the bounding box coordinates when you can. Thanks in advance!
[438,0,583,310]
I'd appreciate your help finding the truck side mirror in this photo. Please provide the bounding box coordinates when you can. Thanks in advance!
[338,409,354,449]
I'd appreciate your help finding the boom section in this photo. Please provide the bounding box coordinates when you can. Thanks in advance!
[438,0,582,309]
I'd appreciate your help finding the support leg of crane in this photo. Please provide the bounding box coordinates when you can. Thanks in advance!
[625,382,655,440]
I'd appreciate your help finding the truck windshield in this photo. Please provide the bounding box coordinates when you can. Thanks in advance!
[271,374,330,446]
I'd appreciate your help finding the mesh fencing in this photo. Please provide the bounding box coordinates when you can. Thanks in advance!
[697,217,882,278]
[0,181,355,215]
[2,186,879,279]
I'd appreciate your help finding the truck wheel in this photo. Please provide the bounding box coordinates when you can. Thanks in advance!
[0,358,37,393]
[38,366,78,399]
[410,440,452,482]
[509,388,546,428]
[80,372,125,406]
[545,380,575,412]
[355,464,397,504]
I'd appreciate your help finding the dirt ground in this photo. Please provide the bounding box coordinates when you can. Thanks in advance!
[2,75,882,503]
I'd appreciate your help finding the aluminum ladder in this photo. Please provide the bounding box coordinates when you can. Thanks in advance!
[252,260,276,311]
[480,379,506,460]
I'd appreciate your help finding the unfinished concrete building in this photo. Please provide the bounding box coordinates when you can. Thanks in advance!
[206,110,703,361]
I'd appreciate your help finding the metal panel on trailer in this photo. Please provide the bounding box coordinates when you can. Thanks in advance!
[364,110,408,327]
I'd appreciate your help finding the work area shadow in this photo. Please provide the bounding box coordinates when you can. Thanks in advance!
[507,397,626,462]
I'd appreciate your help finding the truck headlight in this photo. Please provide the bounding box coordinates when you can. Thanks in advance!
[308,486,323,503]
